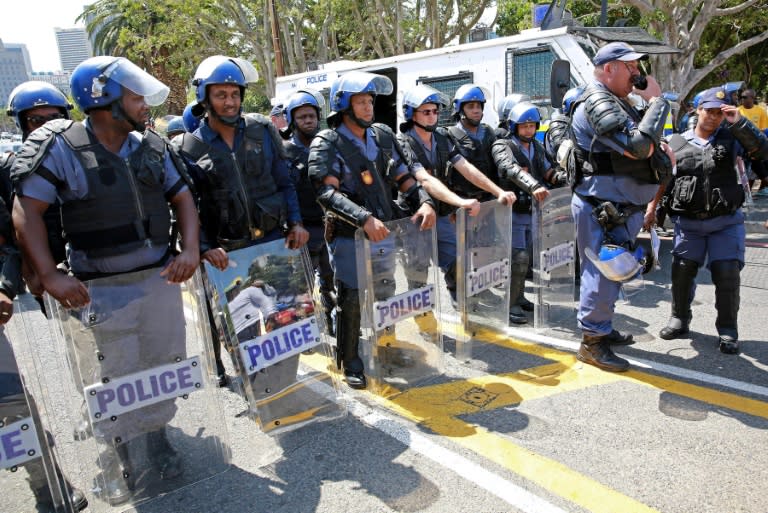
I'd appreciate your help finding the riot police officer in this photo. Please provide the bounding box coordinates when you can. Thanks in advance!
[445,84,500,201]
[568,42,672,372]
[165,115,185,139]
[3,81,73,304]
[11,56,200,504]
[660,86,768,354]
[307,71,436,389]
[175,56,308,269]
[492,102,552,324]
[182,101,201,133]
[397,84,516,306]
[281,88,337,332]
[544,86,583,182]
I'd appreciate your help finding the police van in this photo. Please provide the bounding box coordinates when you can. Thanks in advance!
[274,24,677,132]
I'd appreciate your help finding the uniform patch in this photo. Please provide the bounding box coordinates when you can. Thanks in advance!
[361,169,374,185]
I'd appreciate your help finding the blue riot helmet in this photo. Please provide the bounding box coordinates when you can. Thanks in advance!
[562,86,584,116]
[328,71,393,128]
[508,102,541,140]
[451,84,490,122]
[723,81,745,105]
[496,93,531,125]
[182,102,202,132]
[402,84,448,121]
[285,88,325,126]
[192,56,259,125]
[584,244,646,282]
[70,56,169,131]
[6,81,72,136]
[165,116,185,138]
[401,84,448,132]
[692,90,705,109]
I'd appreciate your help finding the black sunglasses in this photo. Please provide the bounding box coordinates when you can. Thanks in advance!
[25,112,65,126]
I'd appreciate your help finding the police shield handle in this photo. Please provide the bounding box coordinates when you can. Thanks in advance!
[412,202,436,231]
[364,216,390,242]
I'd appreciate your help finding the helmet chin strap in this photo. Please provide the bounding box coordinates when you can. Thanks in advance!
[414,121,438,132]
[460,112,481,127]
[347,110,373,129]
[207,104,240,127]
[111,102,146,132]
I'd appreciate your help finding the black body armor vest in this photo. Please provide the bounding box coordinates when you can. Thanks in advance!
[666,131,744,218]
[397,131,454,216]
[15,121,173,259]
[503,139,548,214]
[284,139,323,225]
[179,115,285,246]
[447,124,498,199]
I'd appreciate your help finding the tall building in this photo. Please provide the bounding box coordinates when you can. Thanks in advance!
[30,71,72,97]
[54,27,92,74]
[0,39,32,107]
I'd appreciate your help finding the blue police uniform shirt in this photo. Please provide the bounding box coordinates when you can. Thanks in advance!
[194,117,302,224]
[17,119,186,275]
[332,123,421,198]
[571,81,659,206]
[511,135,552,173]
[405,127,463,169]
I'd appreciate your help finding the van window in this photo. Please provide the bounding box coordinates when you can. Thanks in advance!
[418,72,474,127]
[505,46,558,103]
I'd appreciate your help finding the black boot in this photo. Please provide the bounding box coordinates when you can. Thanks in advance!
[660,257,698,340]
[336,284,366,389]
[146,428,183,479]
[99,440,135,505]
[577,334,630,372]
[508,249,529,325]
[27,452,88,512]
[711,260,741,354]
[604,329,634,346]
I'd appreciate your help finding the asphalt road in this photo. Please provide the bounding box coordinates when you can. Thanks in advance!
[3,195,767,513]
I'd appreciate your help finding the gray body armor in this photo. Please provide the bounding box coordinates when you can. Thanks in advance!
[12,120,172,258]
[178,115,286,247]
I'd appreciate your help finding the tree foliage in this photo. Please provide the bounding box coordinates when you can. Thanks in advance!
[496,0,768,103]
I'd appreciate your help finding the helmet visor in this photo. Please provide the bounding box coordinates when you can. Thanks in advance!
[585,246,642,282]
[104,58,169,107]
[337,71,393,96]
[296,88,326,109]
[194,56,259,85]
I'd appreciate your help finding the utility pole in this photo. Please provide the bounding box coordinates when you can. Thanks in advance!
[267,0,285,77]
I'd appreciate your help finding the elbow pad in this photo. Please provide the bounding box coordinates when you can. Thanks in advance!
[0,246,21,300]
[513,170,544,195]
[402,182,435,214]
[729,117,768,161]
[316,184,371,228]
[634,98,670,150]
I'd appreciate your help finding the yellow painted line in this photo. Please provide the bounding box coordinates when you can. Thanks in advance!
[377,388,661,513]
[390,362,622,418]
[481,333,768,419]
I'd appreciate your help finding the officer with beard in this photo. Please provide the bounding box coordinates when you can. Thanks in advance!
[281,89,337,332]
[661,86,768,354]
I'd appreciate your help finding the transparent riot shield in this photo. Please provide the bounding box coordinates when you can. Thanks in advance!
[455,201,512,361]
[204,239,344,435]
[355,218,444,396]
[532,187,577,333]
[8,268,230,513]
[1,326,73,513]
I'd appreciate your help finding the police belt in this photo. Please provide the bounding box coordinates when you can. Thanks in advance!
[217,227,282,252]
[575,192,645,215]
[73,248,171,281]
[333,220,358,239]
[677,210,729,221]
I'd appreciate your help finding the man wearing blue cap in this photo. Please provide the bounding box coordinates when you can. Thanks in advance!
[660,86,768,354]
[567,41,674,371]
